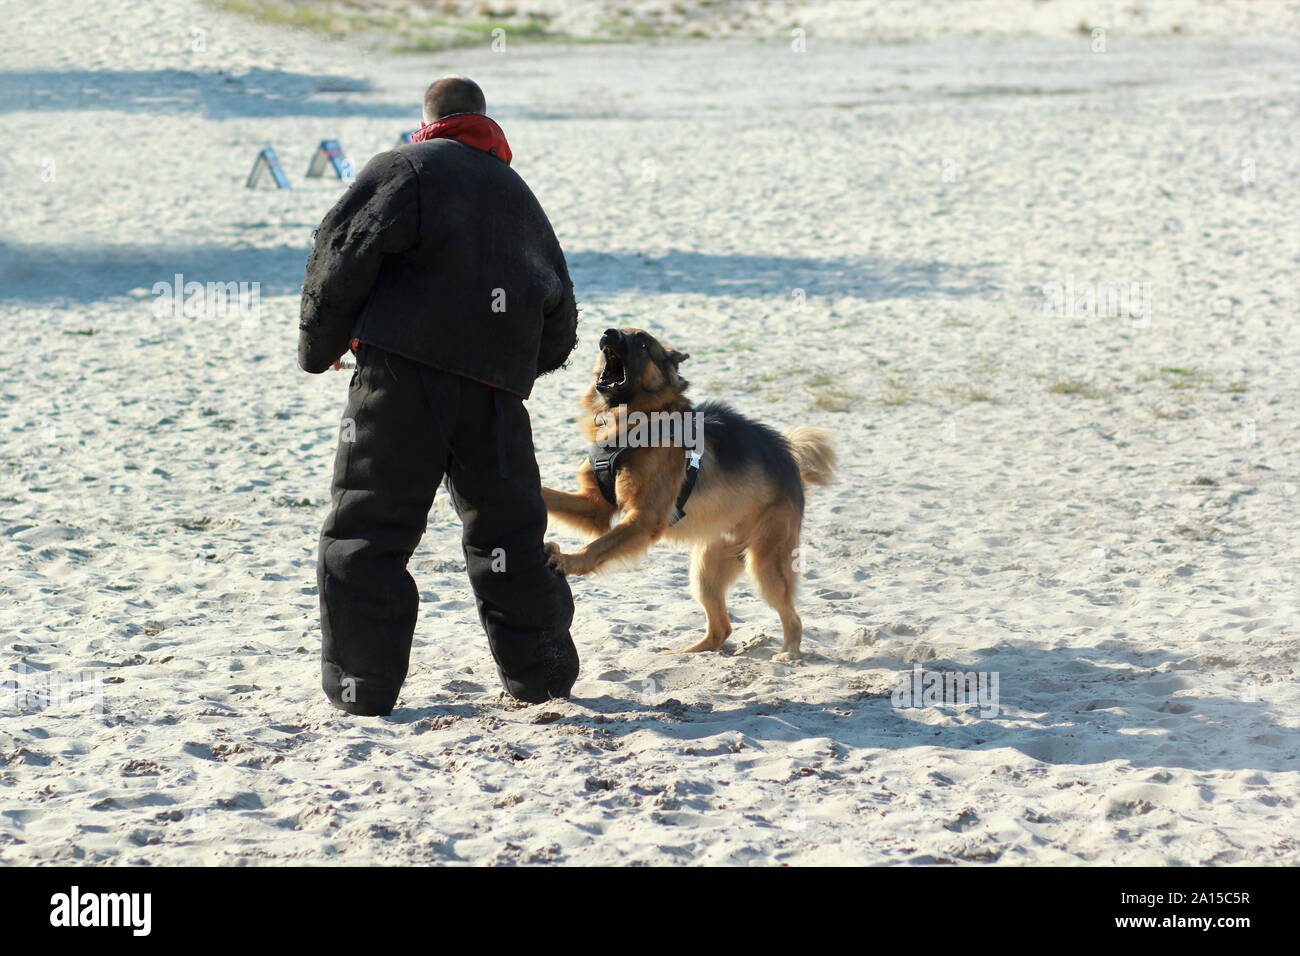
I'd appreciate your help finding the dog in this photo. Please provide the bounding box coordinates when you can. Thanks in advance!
[541,327,835,660]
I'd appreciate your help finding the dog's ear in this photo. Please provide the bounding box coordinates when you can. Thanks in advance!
[663,348,690,392]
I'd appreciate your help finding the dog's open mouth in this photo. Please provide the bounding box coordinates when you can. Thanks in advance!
[596,347,626,392]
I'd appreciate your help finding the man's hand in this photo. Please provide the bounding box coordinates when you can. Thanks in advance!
[331,339,361,370]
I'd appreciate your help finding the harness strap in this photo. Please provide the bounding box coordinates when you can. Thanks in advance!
[587,444,702,525]
[589,441,625,506]
[669,451,702,526]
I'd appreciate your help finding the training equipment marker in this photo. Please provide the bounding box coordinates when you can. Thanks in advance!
[246,146,291,189]
[306,139,355,180]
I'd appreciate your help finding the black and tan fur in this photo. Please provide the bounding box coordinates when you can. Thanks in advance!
[542,328,835,660]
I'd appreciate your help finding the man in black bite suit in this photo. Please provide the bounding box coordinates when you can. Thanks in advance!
[298,76,579,716]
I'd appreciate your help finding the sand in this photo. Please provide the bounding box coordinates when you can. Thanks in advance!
[1,0,1297,864]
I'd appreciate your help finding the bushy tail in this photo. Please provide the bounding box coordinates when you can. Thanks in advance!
[786,425,836,488]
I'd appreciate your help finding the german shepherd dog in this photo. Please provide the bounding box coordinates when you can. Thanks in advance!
[541,328,835,660]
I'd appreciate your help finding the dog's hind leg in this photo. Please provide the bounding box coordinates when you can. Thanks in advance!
[670,540,745,653]
[747,508,804,661]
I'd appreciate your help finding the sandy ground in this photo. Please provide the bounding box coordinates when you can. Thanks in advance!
[1,1,1298,865]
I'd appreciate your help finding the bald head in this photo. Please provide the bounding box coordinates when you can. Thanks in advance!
[423,76,486,122]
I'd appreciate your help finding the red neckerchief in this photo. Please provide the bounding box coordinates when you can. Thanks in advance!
[409,112,512,165]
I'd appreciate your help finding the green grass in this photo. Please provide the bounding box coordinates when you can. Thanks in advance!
[1048,380,1086,395]
[214,0,717,50]
[220,0,351,35]
[812,390,857,413]
[876,375,911,406]
[804,373,857,412]
[220,0,578,49]
[940,383,992,403]
[600,18,674,39]
[759,367,802,384]
[1156,366,1213,390]
[1048,379,1107,399]
[1139,366,1243,394]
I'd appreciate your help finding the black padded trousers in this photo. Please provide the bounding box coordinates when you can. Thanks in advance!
[317,344,577,716]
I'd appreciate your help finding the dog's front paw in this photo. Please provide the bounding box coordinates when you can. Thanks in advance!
[545,542,593,577]
[544,541,579,576]
[543,541,567,574]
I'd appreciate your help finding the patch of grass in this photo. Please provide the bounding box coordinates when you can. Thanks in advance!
[1048,380,1086,395]
[759,366,802,384]
[1049,379,1107,399]
[394,19,559,51]
[217,0,751,48]
[940,383,992,403]
[220,0,349,35]
[1156,366,1212,390]
[1139,366,1239,393]
[812,390,857,413]
[804,371,858,411]
[875,375,911,406]
[438,18,551,37]
[602,18,674,39]
[221,0,576,49]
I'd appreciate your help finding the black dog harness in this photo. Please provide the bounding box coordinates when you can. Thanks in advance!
[589,441,702,526]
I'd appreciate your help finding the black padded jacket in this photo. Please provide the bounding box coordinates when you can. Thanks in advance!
[298,138,578,398]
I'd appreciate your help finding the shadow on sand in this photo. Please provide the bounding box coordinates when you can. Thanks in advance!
[1,241,997,306]
[568,249,997,299]
[0,68,412,119]
[0,241,311,305]
[391,642,1293,776]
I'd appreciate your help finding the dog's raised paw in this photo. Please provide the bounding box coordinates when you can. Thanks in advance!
[544,543,590,576]
[543,541,568,575]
